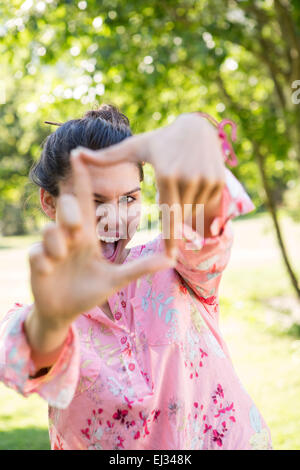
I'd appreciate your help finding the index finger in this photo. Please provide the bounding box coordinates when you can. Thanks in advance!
[72,137,140,168]
[157,176,181,258]
[70,151,97,241]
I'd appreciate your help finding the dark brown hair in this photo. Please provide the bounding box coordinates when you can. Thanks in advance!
[30,104,143,197]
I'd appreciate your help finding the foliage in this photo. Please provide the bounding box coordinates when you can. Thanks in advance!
[284,183,300,222]
[0,0,299,234]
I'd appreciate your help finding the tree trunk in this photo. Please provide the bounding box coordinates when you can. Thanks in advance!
[216,73,300,300]
[254,142,300,300]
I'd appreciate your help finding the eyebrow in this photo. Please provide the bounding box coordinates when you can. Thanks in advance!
[93,187,141,200]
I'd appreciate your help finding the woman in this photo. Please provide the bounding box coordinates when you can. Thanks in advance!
[0,104,272,450]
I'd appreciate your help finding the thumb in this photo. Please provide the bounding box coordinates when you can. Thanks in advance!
[112,253,176,289]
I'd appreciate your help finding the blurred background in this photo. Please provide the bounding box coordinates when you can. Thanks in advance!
[0,0,299,450]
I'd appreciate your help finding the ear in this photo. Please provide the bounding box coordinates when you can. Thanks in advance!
[40,188,56,220]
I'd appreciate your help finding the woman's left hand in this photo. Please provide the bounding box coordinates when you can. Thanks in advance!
[74,113,226,256]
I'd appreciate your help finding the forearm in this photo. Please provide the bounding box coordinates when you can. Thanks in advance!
[24,305,71,373]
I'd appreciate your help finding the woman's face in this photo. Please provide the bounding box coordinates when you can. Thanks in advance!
[42,161,142,264]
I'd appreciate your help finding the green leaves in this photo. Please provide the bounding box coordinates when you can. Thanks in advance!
[0,0,299,234]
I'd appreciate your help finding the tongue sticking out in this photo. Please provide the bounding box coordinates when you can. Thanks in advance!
[101,240,118,260]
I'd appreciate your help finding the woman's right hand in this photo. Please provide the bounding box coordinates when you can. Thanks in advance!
[27,153,174,334]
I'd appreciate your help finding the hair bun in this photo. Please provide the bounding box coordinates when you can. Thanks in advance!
[83,104,130,128]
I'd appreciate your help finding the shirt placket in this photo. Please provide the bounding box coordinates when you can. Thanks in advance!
[108,291,153,399]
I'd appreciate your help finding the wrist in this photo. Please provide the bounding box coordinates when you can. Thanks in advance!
[24,305,71,355]
[29,304,70,332]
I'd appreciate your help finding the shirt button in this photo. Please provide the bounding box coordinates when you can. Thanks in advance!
[115,312,122,321]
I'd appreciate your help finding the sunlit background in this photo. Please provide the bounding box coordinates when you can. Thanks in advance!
[0,0,299,450]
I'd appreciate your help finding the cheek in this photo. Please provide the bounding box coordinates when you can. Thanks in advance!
[126,202,141,237]
[127,201,141,221]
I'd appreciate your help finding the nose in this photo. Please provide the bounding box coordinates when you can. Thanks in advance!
[95,201,127,237]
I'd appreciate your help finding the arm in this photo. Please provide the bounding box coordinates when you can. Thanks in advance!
[0,303,80,408]
[24,305,71,376]
[0,147,174,407]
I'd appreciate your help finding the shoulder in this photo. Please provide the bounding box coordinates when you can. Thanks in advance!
[0,302,30,326]
[126,232,164,261]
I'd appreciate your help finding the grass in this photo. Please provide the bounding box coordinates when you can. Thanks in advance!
[0,384,50,450]
[218,212,300,450]
[0,212,300,450]
[0,234,40,250]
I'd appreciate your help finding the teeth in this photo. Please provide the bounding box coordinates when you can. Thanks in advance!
[98,235,120,243]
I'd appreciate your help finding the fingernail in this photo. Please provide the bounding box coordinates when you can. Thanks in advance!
[210,217,221,236]
[71,148,81,159]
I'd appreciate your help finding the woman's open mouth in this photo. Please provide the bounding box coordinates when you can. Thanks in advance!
[98,235,123,262]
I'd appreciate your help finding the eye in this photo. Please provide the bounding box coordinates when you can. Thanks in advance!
[94,200,102,206]
[119,195,136,204]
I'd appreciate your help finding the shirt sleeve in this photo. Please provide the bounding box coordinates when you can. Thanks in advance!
[0,303,81,409]
[174,168,255,300]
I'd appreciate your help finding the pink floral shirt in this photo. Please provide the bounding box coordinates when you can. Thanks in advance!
[0,168,272,450]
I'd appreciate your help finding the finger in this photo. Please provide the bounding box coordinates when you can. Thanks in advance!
[112,253,176,289]
[177,179,189,203]
[29,242,54,275]
[206,181,225,205]
[193,181,225,236]
[72,136,140,167]
[193,178,215,206]
[179,178,201,221]
[70,152,97,241]
[42,223,68,260]
[157,176,181,258]
[56,194,82,232]
[191,179,214,226]
[201,181,225,220]
[194,179,224,208]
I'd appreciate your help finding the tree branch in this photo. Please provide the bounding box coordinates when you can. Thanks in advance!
[274,0,300,82]
[239,1,292,83]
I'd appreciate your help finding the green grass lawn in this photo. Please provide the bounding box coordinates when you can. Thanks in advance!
[0,384,50,450]
[0,213,299,450]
